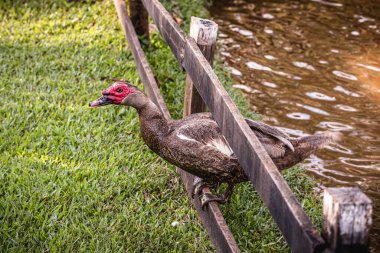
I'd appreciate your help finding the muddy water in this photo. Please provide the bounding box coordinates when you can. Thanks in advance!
[208,0,380,249]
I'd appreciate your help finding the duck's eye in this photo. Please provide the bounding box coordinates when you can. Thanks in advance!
[116,88,123,93]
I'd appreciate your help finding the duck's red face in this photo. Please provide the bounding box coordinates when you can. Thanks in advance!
[89,81,135,108]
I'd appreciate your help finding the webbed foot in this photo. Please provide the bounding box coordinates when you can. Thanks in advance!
[191,178,235,210]
[200,191,226,210]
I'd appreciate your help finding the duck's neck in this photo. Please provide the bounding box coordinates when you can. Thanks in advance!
[132,96,169,152]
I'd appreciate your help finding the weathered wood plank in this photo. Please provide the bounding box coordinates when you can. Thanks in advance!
[113,1,240,252]
[141,0,186,65]
[184,17,217,116]
[113,0,170,119]
[188,17,218,65]
[129,0,149,40]
[180,173,241,253]
[323,187,372,253]
[139,0,327,251]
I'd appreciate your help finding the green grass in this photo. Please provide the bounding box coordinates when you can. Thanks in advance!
[0,0,322,252]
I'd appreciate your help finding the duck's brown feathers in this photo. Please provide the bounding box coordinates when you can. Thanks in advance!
[245,119,294,157]
[135,96,336,185]
[91,82,339,205]
[138,108,247,184]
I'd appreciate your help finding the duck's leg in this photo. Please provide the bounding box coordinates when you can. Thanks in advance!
[222,183,234,202]
[191,177,220,197]
[191,176,208,198]
[200,183,234,209]
[191,177,222,209]
[192,177,236,209]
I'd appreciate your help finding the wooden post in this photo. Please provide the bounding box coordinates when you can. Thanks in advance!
[129,0,149,41]
[323,187,372,253]
[180,17,241,253]
[183,17,218,116]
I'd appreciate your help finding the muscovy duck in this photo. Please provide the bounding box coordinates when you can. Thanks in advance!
[89,81,338,207]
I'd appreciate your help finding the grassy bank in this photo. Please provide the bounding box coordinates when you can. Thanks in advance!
[0,0,321,252]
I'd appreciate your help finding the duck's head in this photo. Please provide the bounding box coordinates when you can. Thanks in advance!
[89,80,144,108]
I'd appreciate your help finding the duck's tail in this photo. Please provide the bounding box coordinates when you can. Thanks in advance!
[273,131,341,170]
[297,131,341,151]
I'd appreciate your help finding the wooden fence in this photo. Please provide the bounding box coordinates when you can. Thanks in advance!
[112,0,373,252]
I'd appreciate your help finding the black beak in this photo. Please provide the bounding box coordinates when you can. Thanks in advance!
[89,95,113,108]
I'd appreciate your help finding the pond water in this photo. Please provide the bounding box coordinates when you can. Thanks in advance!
[208,0,380,250]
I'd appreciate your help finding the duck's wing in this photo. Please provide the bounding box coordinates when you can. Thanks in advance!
[245,119,294,158]
[169,115,234,157]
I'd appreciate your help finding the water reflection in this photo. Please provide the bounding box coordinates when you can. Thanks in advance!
[261,80,277,88]
[318,121,354,131]
[333,85,361,97]
[334,104,358,112]
[357,63,380,72]
[306,92,336,101]
[325,142,354,155]
[209,0,380,250]
[286,112,311,120]
[293,61,316,71]
[311,0,343,7]
[332,70,358,81]
[300,104,330,115]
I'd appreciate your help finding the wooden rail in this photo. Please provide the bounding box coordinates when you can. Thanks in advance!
[112,0,373,252]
